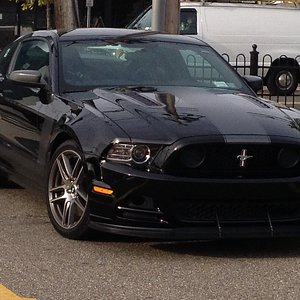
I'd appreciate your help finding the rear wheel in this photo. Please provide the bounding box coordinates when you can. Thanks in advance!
[47,141,90,239]
[267,67,299,96]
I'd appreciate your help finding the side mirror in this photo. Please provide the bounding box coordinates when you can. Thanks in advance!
[8,70,52,104]
[8,70,45,88]
[242,75,263,93]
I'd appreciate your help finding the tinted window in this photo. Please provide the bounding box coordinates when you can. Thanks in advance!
[131,8,152,30]
[13,40,49,71]
[60,40,244,92]
[180,9,197,35]
[12,40,50,83]
[180,48,240,89]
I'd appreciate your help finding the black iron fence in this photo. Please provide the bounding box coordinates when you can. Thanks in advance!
[222,45,300,109]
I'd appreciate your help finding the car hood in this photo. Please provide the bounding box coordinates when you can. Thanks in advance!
[82,86,300,144]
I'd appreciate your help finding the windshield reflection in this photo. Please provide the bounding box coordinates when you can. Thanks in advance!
[60,40,245,93]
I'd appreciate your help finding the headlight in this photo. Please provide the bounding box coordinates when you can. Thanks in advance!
[132,145,150,164]
[106,143,152,165]
[106,144,133,162]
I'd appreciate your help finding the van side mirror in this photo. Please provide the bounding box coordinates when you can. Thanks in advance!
[242,75,263,93]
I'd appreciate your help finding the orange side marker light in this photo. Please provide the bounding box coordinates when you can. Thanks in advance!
[93,186,113,195]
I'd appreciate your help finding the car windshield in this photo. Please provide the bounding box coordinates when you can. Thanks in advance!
[59,39,246,93]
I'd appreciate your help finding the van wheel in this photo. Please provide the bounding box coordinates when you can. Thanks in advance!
[267,67,299,96]
[47,140,90,239]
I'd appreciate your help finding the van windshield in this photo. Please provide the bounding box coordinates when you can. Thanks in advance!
[129,8,198,35]
[60,40,246,93]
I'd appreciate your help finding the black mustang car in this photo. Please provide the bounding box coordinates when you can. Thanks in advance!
[1,28,300,240]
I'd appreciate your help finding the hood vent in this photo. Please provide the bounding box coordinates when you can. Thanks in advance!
[117,91,164,107]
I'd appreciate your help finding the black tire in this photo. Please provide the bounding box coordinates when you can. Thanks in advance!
[267,67,299,96]
[0,176,9,187]
[46,140,91,239]
[0,174,20,188]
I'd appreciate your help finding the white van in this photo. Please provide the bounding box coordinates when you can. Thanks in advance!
[128,1,300,95]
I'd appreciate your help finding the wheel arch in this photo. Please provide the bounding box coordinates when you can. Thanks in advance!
[49,131,101,181]
[49,132,74,158]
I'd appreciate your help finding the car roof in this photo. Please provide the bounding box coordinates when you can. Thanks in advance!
[31,28,208,46]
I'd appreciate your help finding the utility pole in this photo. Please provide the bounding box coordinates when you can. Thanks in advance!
[165,0,180,34]
[54,0,77,31]
[46,2,51,29]
[86,0,94,27]
[33,0,38,30]
[152,0,180,34]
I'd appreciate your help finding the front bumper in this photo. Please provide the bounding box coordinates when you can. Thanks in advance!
[88,162,300,239]
[89,221,300,240]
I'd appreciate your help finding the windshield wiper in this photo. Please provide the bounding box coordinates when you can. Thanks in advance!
[104,31,160,44]
[63,89,91,93]
[104,86,158,93]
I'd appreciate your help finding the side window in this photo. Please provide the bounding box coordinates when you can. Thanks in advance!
[132,8,152,30]
[13,40,50,83]
[180,9,197,35]
[13,40,49,71]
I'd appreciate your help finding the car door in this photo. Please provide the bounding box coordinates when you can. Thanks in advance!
[0,38,51,186]
[0,39,20,178]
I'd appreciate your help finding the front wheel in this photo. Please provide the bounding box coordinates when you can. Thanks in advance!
[267,67,299,96]
[47,140,90,239]
[0,176,18,188]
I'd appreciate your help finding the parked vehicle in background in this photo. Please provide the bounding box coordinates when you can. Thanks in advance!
[127,1,300,96]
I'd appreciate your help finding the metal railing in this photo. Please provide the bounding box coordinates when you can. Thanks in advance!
[222,45,300,109]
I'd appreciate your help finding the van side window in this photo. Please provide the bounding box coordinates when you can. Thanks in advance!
[180,9,197,35]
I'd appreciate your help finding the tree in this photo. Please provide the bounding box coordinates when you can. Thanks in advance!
[165,0,180,34]
[53,0,77,30]
[14,0,50,10]
[10,0,79,30]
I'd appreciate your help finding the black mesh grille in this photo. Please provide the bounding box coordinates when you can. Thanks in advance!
[164,143,300,178]
[168,200,300,223]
